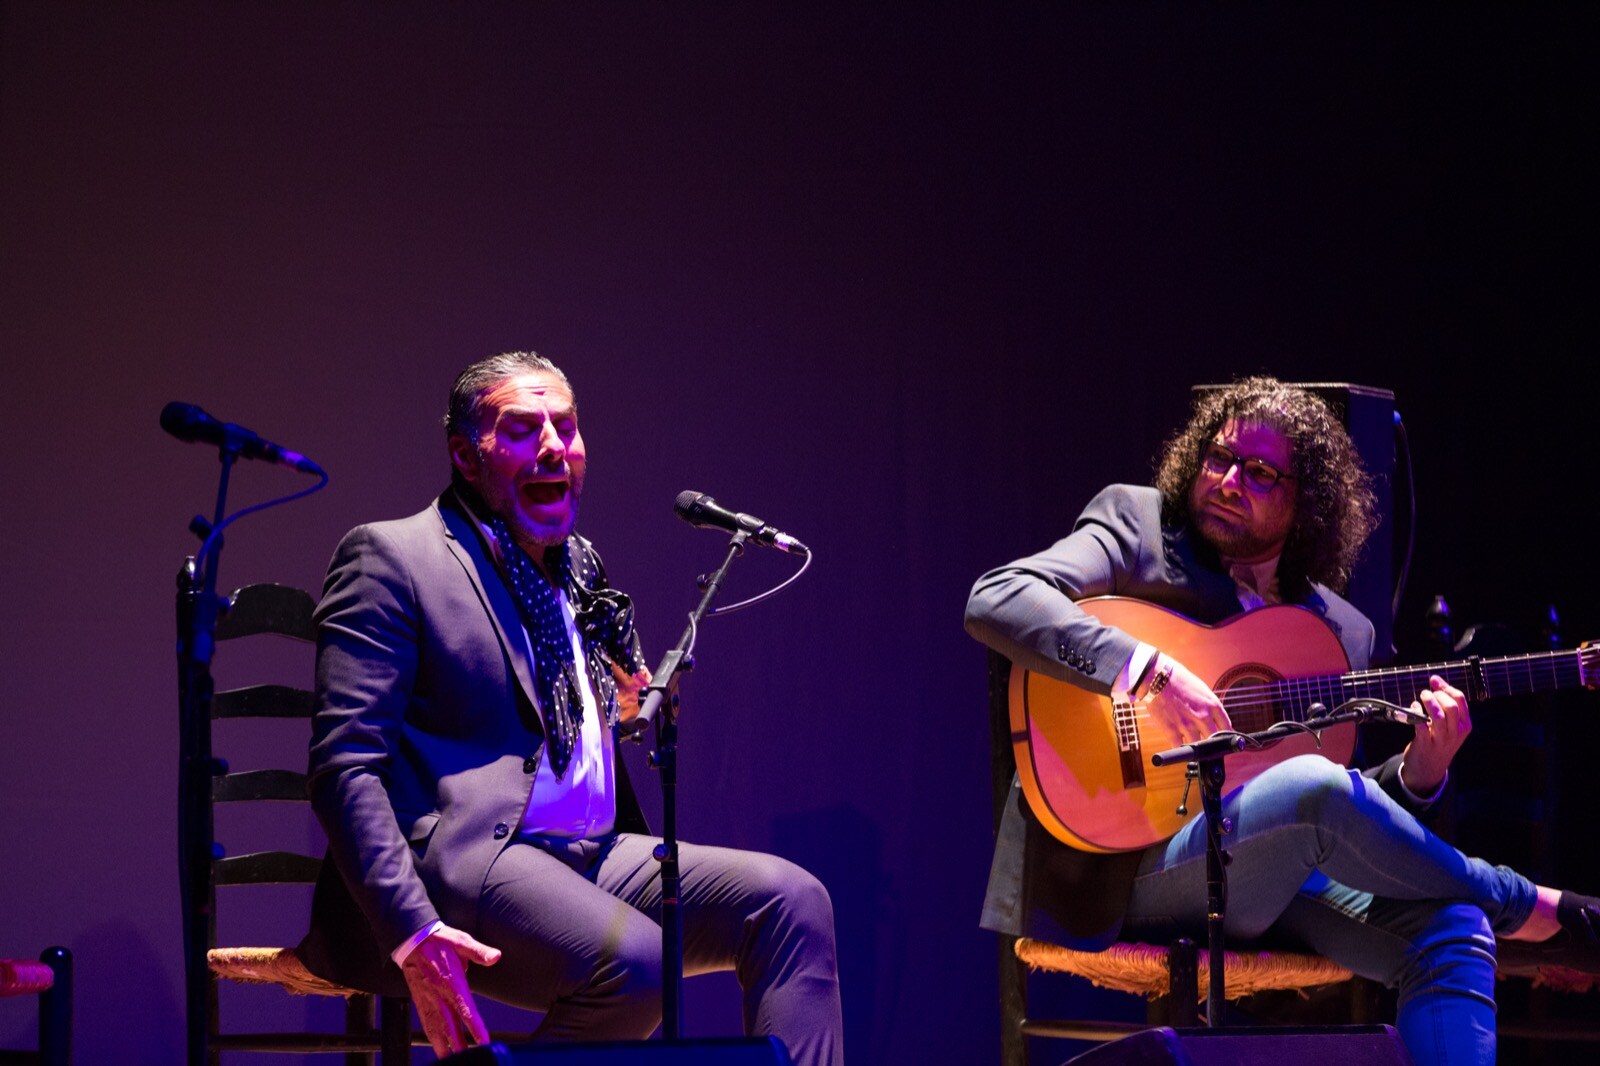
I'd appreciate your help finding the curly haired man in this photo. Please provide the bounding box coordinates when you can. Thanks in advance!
[966,376,1598,1066]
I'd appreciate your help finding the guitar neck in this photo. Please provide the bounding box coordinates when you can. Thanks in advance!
[1266,648,1591,720]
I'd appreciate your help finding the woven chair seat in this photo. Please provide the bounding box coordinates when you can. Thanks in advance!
[1016,938,1352,1000]
[1497,960,1600,995]
[208,946,364,998]
[0,958,55,998]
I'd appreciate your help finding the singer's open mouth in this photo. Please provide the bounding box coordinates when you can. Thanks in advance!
[521,481,568,506]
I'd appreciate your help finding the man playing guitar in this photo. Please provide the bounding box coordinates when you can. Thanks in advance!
[965,376,1597,1066]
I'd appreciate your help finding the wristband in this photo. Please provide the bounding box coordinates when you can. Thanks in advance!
[1145,659,1174,699]
[1129,650,1159,696]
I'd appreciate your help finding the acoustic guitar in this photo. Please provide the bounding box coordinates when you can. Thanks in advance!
[1010,596,1599,854]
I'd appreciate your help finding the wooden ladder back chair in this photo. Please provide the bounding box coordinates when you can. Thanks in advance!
[204,582,413,1063]
[986,650,1358,1064]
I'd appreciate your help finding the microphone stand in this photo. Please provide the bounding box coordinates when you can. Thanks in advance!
[1150,702,1382,1028]
[625,528,751,1041]
[172,436,328,1066]
[175,444,239,1066]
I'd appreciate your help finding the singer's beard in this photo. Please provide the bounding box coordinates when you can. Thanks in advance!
[479,468,584,552]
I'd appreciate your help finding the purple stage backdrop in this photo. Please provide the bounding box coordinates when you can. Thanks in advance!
[3,6,1598,1063]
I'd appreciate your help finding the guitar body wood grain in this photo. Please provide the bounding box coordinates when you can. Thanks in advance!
[1010,597,1355,853]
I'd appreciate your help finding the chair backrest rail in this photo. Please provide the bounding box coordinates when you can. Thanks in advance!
[213,768,308,803]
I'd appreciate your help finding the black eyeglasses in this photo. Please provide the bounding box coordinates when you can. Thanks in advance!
[1199,442,1296,493]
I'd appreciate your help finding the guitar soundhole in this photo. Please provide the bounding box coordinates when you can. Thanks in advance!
[1215,662,1283,733]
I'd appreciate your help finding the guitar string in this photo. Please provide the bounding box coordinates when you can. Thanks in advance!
[1122,651,1592,732]
[1129,671,1589,709]
[1211,654,1589,706]
[1095,610,1596,742]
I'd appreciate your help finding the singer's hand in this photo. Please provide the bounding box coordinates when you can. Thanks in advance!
[1400,674,1471,796]
[612,663,652,723]
[1143,655,1232,745]
[400,925,500,1058]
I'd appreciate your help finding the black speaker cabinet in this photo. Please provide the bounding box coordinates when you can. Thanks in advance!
[1066,1024,1413,1065]
[440,1036,791,1065]
[1193,382,1397,665]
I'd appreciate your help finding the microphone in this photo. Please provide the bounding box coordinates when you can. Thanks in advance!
[1353,699,1430,726]
[161,402,324,474]
[673,491,809,556]
[1305,699,1428,727]
[1152,697,1429,769]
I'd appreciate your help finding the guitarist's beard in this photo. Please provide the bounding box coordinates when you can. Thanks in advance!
[1190,504,1285,564]
[1188,477,1295,565]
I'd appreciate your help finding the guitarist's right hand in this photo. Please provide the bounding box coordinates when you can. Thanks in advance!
[1143,654,1231,744]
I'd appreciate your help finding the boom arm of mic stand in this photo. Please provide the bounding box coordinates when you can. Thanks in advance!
[1152,701,1393,767]
[1150,733,1248,767]
[629,650,687,737]
[622,530,749,737]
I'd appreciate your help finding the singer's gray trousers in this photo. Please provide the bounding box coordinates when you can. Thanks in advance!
[465,832,845,1066]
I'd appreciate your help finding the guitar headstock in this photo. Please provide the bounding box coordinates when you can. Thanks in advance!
[1582,642,1600,690]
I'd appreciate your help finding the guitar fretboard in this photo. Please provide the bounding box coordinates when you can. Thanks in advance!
[1220,648,1593,732]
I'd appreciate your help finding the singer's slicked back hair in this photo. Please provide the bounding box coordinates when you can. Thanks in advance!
[444,351,572,442]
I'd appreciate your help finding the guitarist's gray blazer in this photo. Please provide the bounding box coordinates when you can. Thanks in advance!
[963,484,1426,947]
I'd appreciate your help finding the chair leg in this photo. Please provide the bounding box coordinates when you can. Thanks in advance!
[345,993,375,1066]
[998,934,1029,1066]
[38,947,72,1066]
[379,995,411,1065]
[1166,937,1198,1028]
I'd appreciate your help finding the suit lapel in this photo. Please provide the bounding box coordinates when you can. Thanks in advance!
[1163,523,1245,623]
[434,495,542,728]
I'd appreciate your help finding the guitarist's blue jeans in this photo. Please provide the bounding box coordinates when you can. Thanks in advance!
[1120,753,1538,1066]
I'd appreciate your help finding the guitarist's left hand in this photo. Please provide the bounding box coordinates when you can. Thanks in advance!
[1400,674,1471,796]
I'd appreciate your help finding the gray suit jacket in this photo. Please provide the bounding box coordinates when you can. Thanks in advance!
[964,484,1418,946]
[297,491,647,994]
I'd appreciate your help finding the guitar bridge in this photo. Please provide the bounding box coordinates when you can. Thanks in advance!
[1112,695,1148,788]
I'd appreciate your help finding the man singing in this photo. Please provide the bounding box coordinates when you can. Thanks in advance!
[298,351,843,1063]
[965,376,1598,1066]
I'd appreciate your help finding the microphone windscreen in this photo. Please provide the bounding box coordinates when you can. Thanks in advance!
[160,402,207,441]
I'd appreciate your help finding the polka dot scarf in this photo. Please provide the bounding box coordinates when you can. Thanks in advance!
[487,515,584,779]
